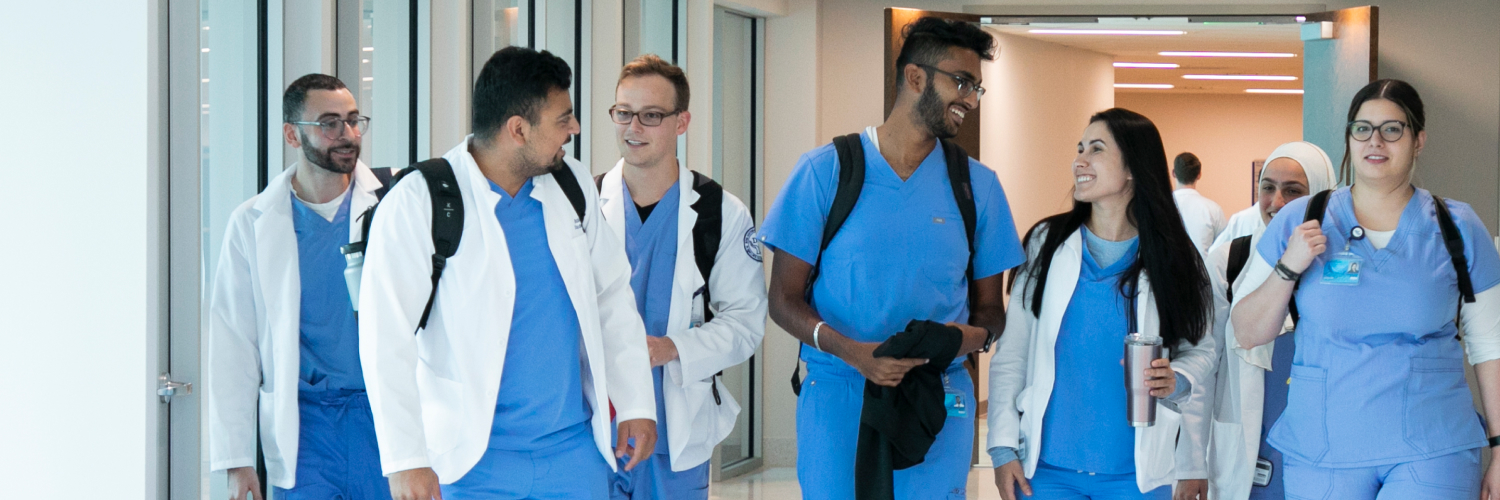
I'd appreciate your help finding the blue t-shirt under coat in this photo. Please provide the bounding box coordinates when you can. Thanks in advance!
[1038,226,1139,474]
[487,178,592,451]
[291,190,366,392]
[622,180,681,454]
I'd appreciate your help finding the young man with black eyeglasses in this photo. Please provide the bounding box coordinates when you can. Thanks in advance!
[208,73,390,500]
[595,54,767,500]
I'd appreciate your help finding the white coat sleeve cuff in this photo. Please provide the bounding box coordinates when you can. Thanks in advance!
[1462,286,1500,365]
[614,409,657,423]
[381,456,433,477]
[210,457,257,473]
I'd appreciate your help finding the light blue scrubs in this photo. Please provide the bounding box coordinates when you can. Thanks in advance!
[761,131,1026,500]
[442,178,603,500]
[1258,188,1500,500]
[608,181,712,500]
[275,192,391,500]
[1026,229,1169,500]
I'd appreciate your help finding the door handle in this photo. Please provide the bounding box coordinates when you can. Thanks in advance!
[158,373,193,404]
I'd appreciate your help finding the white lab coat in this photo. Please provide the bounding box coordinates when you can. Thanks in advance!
[358,138,655,482]
[206,161,383,488]
[596,161,768,472]
[1204,224,1284,500]
[987,226,1217,493]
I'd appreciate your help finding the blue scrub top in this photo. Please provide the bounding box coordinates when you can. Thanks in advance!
[291,191,366,392]
[1258,187,1500,467]
[487,178,592,451]
[622,180,681,454]
[1039,227,1139,474]
[760,131,1026,368]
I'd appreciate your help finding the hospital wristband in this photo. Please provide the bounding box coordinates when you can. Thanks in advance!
[813,321,828,352]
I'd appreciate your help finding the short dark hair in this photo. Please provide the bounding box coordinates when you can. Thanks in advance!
[283,73,348,123]
[1173,152,1202,184]
[894,17,995,87]
[472,46,572,144]
[618,54,690,113]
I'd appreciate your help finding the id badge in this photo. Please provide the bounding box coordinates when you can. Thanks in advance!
[1320,251,1363,286]
[1253,457,1274,486]
[942,375,968,418]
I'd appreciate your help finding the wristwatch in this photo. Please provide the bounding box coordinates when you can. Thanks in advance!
[979,326,1000,353]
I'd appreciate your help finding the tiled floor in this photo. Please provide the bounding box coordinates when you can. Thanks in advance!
[710,466,1009,500]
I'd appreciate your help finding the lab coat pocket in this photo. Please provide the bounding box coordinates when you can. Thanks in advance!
[415,359,465,454]
[1403,357,1477,452]
[1281,365,1329,460]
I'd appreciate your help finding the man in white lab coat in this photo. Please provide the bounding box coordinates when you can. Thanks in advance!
[208,73,389,500]
[358,46,657,500]
[1172,152,1227,255]
[596,54,768,500]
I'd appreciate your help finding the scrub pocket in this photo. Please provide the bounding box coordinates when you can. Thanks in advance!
[1403,357,1477,452]
[1276,366,1329,461]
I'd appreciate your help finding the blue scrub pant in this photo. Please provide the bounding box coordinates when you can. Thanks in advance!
[610,452,711,500]
[796,360,974,500]
[273,390,391,500]
[441,424,610,500]
[1020,462,1170,500]
[1281,448,1481,500]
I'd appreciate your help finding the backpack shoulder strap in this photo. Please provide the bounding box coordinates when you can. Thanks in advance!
[408,158,464,332]
[689,171,724,289]
[551,164,588,223]
[792,132,865,396]
[594,173,606,192]
[939,138,978,294]
[805,133,867,301]
[1431,195,1477,304]
[1226,235,1254,299]
[1289,189,1334,325]
[371,167,396,199]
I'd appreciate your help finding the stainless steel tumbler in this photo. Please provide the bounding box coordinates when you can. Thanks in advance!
[1125,333,1163,427]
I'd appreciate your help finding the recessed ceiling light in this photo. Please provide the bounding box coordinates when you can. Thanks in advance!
[1160,51,1296,58]
[1032,29,1185,35]
[1114,83,1174,89]
[1247,89,1305,94]
[1114,62,1180,69]
[1183,74,1298,81]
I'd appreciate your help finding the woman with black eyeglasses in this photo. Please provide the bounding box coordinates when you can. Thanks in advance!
[1232,79,1500,499]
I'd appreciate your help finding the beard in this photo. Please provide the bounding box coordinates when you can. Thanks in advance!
[300,131,360,174]
[517,142,568,178]
[916,82,960,140]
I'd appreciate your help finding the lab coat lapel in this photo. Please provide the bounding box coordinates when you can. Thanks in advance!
[599,161,628,239]
[250,165,302,394]
[346,161,381,244]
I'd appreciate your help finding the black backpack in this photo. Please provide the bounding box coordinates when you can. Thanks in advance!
[343,159,587,333]
[596,171,732,404]
[1225,189,1475,326]
[789,133,979,395]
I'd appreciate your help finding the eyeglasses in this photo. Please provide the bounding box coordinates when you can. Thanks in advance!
[1348,120,1408,143]
[288,116,371,138]
[607,106,680,127]
[915,64,985,100]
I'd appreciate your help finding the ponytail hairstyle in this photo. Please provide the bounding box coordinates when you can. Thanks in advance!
[1017,108,1211,347]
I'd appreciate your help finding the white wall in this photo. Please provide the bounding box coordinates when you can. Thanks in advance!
[0,2,157,498]
[1116,92,1304,214]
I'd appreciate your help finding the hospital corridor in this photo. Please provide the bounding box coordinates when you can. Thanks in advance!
[7,1,1500,500]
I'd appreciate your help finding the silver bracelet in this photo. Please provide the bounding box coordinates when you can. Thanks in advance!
[812,321,827,352]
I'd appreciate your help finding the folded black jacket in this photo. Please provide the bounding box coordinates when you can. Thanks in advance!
[854,320,964,500]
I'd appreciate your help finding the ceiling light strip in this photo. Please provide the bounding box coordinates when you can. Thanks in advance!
[1246,89,1305,94]
[1031,29,1186,36]
[1183,74,1299,81]
[1160,51,1295,58]
[1114,83,1175,89]
[1114,62,1180,69]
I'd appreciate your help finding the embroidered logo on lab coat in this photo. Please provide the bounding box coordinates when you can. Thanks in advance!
[744,226,763,262]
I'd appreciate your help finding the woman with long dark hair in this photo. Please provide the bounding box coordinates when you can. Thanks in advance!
[1233,79,1500,499]
[987,108,1215,500]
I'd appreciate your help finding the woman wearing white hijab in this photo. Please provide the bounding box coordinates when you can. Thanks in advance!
[1203,141,1335,500]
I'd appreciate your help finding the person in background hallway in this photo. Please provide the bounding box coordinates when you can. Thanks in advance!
[1232,79,1500,500]
[358,47,656,500]
[208,73,390,500]
[760,16,1025,500]
[989,108,1216,500]
[1204,141,1335,500]
[1172,152,1226,255]
[597,54,768,500]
